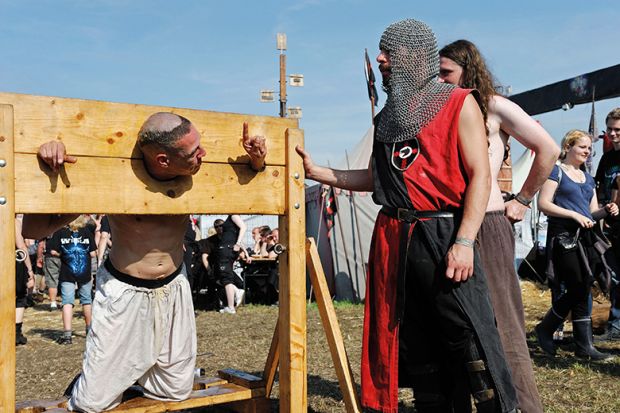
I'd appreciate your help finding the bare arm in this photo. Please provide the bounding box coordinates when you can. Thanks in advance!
[15,215,33,275]
[295,146,374,192]
[446,94,490,282]
[201,253,209,270]
[493,96,560,222]
[230,215,247,251]
[96,231,110,266]
[590,189,618,220]
[22,214,79,240]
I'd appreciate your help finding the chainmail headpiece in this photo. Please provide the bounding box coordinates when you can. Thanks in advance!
[376,19,456,143]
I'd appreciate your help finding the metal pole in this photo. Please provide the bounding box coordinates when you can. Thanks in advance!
[279,53,287,118]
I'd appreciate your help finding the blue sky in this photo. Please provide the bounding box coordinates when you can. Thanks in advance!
[1,0,619,167]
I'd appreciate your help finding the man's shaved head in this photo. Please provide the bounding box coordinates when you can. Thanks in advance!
[138,112,192,151]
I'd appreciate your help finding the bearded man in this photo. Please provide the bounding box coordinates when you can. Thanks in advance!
[297,19,517,412]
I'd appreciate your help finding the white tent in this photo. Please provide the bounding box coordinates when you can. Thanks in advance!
[306,127,379,301]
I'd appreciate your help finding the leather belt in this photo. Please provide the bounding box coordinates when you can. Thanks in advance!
[379,206,456,322]
[381,206,454,223]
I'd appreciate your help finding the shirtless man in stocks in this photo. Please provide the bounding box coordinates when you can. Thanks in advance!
[23,113,267,412]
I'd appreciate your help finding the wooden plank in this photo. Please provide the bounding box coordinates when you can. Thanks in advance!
[106,384,264,412]
[106,397,166,413]
[0,92,296,165]
[278,128,307,412]
[217,369,265,389]
[15,397,67,412]
[222,397,272,413]
[193,376,228,390]
[14,154,285,214]
[0,104,16,413]
[263,320,279,397]
[165,384,264,410]
[306,238,362,413]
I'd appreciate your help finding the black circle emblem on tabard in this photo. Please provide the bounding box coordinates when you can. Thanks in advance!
[391,139,419,171]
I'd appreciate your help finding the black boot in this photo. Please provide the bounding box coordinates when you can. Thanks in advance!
[15,322,27,345]
[535,308,565,356]
[572,318,612,360]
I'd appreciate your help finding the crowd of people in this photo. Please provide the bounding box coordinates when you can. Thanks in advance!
[11,17,620,413]
[15,213,282,345]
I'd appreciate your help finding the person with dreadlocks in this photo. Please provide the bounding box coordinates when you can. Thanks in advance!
[439,40,559,413]
[297,19,517,413]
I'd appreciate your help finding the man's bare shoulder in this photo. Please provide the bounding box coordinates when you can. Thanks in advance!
[488,95,528,122]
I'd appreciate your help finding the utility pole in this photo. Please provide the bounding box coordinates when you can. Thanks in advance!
[277,33,287,118]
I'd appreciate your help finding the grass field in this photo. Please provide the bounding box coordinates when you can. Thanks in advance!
[15,281,620,412]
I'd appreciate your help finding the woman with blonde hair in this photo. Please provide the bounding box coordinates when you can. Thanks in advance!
[536,130,618,359]
[49,214,97,344]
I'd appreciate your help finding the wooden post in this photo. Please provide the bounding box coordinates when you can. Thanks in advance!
[278,128,306,412]
[0,104,16,413]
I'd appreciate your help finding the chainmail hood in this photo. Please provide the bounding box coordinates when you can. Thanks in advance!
[376,19,456,143]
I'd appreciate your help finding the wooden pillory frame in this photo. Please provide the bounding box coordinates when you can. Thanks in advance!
[0,92,361,412]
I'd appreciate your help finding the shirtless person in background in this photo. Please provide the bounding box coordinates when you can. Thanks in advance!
[23,113,267,412]
[439,40,559,413]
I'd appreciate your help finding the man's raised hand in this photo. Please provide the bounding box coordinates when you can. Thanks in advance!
[38,141,77,172]
[242,122,267,161]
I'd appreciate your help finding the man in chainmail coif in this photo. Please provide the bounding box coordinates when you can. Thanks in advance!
[296,19,517,412]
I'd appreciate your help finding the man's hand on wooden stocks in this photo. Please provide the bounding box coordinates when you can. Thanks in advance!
[38,141,77,171]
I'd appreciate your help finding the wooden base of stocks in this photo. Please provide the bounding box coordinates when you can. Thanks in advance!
[15,238,361,413]
[16,369,269,413]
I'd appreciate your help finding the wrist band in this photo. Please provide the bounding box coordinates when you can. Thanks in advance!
[454,237,475,248]
[514,193,532,207]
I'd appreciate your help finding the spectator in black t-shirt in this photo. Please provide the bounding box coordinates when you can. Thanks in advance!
[217,215,246,314]
[49,215,97,345]
[197,221,224,309]
[595,108,620,341]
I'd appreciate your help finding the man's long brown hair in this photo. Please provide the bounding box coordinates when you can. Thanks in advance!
[439,39,498,122]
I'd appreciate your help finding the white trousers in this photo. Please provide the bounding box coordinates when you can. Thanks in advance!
[69,264,197,412]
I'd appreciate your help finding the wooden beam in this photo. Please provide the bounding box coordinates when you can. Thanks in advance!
[263,320,279,397]
[218,369,265,389]
[0,104,16,413]
[193,376,228,390]
[278,128,306,412]
[0,92,296,165]
[14,154,285,214]
[306,238,362,412]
